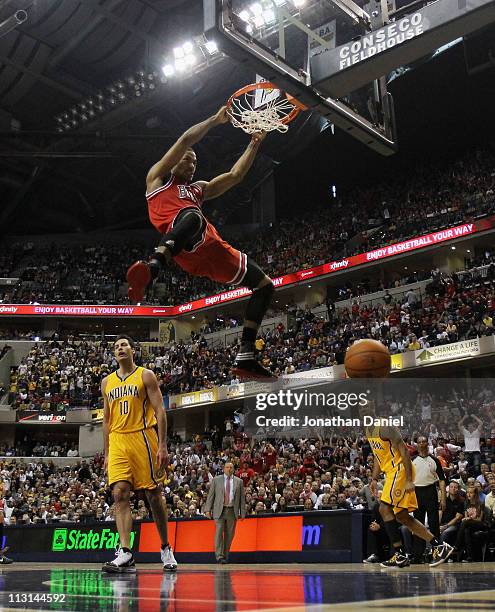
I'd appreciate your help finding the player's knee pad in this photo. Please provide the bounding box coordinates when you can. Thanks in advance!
[245,280,275,326]
[159,209,203,256]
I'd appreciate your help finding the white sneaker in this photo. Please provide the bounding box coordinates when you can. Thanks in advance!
[161,544,177,572]
[102,547,136,573]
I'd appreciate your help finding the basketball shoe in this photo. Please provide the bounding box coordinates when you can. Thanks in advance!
[127,260,154,303]
[102,547,136,573]
[232,353,277,381]
[380,551,410,568]
[161,544,178,572]
[429,542,454,567]
[363,554,380,564]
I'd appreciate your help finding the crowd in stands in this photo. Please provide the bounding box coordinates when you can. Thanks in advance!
[8,341,130,410]
[6,255,495,405]
[118,263,495,392]
[0,418,493,545]
[1,146,494,306]
[0,442,78,458]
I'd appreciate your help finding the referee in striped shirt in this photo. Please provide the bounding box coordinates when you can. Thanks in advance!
[411,436,447,563]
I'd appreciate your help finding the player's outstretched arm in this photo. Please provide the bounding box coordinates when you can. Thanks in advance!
[146,106,229,190]
[200,131,266,201]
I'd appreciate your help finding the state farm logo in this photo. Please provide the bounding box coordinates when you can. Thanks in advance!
[300,271,314,278]
[0,306,18,314]
[178,303,192,313]
[330,259,349,271]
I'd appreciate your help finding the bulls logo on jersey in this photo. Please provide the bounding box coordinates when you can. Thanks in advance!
[178,184,199,203]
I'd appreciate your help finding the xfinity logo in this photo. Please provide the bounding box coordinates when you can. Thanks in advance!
[330,260,349,271]
[178,303,192,313]
[0,305,18,313]
[302,524,323,546]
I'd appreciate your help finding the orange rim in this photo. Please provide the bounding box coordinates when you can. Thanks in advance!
[227,81,307,126]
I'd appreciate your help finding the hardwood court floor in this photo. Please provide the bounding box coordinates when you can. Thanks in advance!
[0,562,493,611]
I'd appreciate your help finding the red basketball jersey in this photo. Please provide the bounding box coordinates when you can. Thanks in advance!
[147,175,204,233]
[145,174,248,286]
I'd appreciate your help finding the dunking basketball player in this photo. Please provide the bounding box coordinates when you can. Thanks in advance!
[126,106,275,380]
[365,405,454,567]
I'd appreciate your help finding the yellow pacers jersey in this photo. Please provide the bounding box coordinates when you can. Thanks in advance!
[105,366,157,433]
[367,427,403,473]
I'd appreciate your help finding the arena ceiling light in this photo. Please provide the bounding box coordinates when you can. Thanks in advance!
[204,40,219,54]
[250,3,264,16]
[173,41,196,70]
[253,14,265,27]
[162,64,175,77]
[263,8,276,23]
[174,46,185,59]
[54,38,224,131]
[182,41,194,54]
[238,0,292,31]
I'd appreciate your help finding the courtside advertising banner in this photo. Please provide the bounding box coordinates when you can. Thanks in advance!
[3,513,361,563]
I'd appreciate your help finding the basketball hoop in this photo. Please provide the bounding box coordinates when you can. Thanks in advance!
[226,82,307,134]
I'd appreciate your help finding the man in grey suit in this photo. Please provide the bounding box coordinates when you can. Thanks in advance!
[205,462,246,563]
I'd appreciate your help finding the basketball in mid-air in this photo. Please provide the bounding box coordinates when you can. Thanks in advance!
[344,339,391,378]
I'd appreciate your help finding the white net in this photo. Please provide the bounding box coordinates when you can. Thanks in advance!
[228,88,297,134]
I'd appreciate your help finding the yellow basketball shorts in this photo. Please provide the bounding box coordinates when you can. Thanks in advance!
[108,427,165,490]
[382,465,418,514]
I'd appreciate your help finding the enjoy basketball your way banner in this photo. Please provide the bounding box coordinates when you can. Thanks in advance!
[0,219,489,318]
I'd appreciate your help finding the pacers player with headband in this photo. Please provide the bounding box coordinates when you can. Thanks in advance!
[365,401,454,568]
[102,335,177,573]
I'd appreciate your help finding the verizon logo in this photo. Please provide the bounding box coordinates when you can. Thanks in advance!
[330,259,349,271]
[38,414,66,422]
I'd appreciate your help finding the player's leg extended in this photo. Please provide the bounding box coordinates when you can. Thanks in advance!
[379,502,409,568]
[114,482,133,546]
[127,208,204,302]
[145,487,177,571]
[233,259,275,380]
[103,481,136,573]
[395,510,454,567]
